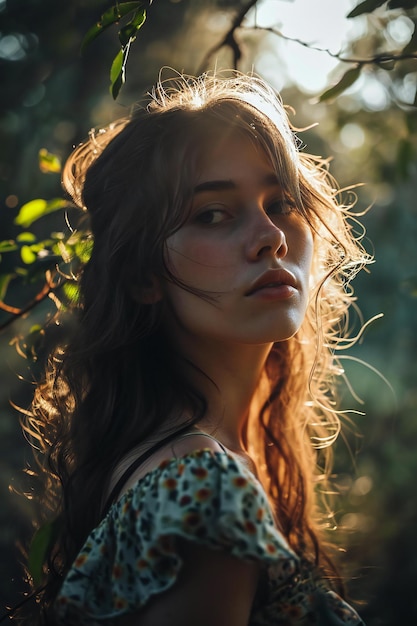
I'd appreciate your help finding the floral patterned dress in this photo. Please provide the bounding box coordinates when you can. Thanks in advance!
[55,449,364,625]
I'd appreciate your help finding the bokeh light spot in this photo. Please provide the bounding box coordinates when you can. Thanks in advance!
[5,194,18,208]
[340,123,365,149]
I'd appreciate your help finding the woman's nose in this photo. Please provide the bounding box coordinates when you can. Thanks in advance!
[246,212,288,261]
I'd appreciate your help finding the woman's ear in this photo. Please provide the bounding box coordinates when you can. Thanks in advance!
[131,275,164,304]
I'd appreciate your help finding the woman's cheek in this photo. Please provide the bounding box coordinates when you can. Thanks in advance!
[167,235,231,280]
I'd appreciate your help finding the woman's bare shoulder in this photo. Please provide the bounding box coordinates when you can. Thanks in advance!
[115,431,225,499]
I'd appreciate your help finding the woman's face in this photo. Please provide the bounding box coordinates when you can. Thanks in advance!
[161,132,314,351]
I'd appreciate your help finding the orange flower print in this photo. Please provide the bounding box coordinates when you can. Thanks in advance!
[74,554,87,568]
[233,476,247,488]
[180,495,192,506]
[183,512,201,528]
[177,463,185,476]
[192,467,208,479]
[266,543,277,554]
[256,507,265,521]
[244,520,257,535]
[164,478,177,490]
[137,559,149,570]
[196,488,211,502]
[122,500,131,514]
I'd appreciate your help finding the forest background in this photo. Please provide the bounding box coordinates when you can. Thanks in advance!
[0,0,416,624]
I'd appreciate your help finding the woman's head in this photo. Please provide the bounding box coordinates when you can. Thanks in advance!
[64,72,361,355]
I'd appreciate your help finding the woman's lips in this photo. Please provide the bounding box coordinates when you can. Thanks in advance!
[245,268,297,296]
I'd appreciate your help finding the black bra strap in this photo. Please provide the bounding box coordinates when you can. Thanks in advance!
[103,424,195,514]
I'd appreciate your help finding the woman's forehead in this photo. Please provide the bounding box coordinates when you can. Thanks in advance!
[189,124,291,188]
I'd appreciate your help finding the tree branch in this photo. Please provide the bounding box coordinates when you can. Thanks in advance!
[197,0,259,73]
[244,25,417,66]
[197,1,417,77]
[0,277,58,334]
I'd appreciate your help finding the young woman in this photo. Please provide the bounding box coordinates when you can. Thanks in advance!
[23,72,370,625]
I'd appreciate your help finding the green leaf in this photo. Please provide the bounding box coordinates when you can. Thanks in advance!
[110,48,124,85]
[0,274,12,301]
[347,0,385,17]
[16,232,37,243]
[75,240,93,264]
[38,148,61,174]
[81,2,143,53]
[28,519,61,586]
[62,281,80,304]
[348,0,417,14]
[347,0,386,18]
[0,240,18,253]
[110,48,126,99]
[118,8,146,47]
[14,198,67,228]
[388,0,417,8]
[21,245,37,264]
[319,66,362,102]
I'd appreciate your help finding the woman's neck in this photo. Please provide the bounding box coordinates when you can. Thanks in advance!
[174,338,273,451]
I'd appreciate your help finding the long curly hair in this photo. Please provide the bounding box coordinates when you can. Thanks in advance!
[23,71,371,622]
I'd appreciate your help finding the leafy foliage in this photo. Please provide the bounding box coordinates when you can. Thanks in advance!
[14,198,68,229]
[318,66,363,102]
[81,2,145,51]
[82,2,149,98]
[348,0,388,18]
[38,149,62,174]
[28,518,61,586]
[348,0,417,17]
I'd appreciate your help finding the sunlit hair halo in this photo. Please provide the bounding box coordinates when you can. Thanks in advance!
[22,70,372,622]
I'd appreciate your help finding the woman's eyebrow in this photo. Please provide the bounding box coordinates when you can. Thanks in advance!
[193,173,280,194]
[193,180,236,194]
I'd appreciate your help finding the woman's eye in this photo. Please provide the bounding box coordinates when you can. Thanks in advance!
[195,208,228,225]
[266,198,296,216]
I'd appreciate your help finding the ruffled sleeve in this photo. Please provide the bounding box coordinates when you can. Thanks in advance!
[55,450,298,624]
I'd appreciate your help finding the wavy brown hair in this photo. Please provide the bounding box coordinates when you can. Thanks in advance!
[22,72,371,622]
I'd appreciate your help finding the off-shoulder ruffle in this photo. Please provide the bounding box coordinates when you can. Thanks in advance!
[55,449,364,626]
